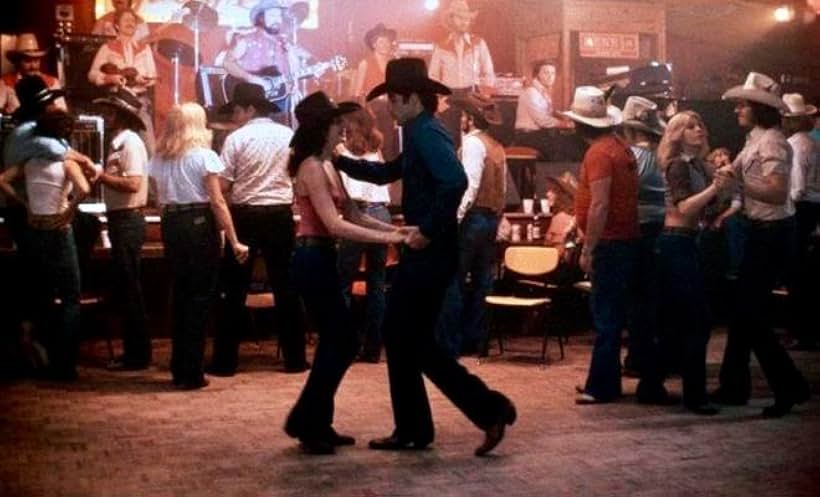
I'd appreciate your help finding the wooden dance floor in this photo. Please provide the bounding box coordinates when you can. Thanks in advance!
[1,330,818,496]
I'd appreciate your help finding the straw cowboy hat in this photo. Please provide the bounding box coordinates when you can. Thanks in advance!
[93,89,146,131]
[449,92,503,126]
[621,96,666,136]
[560,86,623,128]
[781,93,817,117]
[443,0,479,26]
[6,33,47,62]
[218,81,280,115]
[249,0,289,25]
[722,72,788,112]
[13,75,65,121]
[545,171,578,197]
[364,23,397,50]
[366,58,451,101]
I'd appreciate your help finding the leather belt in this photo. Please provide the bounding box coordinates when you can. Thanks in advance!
[163,202,209,213]
[294,236,335,248]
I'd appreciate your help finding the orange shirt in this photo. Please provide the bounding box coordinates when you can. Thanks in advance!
[575,134,639,240]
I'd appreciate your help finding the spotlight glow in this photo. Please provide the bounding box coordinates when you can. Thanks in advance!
[774,5,796,22]
[424,0,440,12]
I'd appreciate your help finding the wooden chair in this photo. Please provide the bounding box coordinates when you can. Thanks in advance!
[485,246,564,362]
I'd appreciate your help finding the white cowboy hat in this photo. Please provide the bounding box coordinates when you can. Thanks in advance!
[781,93,817,117]
[621,95,666,136]
[722,72,788,112]
[560,86,623,128]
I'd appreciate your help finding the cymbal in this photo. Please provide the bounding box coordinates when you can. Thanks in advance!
[156,38,196,67]
[181,1,219,31]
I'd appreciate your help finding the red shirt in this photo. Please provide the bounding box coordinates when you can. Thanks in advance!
[575,134,639,240]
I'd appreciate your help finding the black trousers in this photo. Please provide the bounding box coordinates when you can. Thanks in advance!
[161,208,220,384]
[718,217,807,402]
[212,205,307,370]
[791,201,820,346]
[383,243,509,443]
[107,210,151,364]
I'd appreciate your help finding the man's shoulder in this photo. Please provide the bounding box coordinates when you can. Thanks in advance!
[233,119,293,139]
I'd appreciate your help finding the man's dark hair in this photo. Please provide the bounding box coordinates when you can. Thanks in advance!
[531,60,556,79]
[749,101,781,129]
[466,111,490,131]
[575,121,612,141]
[392,91,439,114]
[35,109,76,140]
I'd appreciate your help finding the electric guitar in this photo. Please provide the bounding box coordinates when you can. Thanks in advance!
[223,55,347,104]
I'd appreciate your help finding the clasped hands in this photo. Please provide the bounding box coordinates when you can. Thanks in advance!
[713,165,738,194]
[395,225,430,249]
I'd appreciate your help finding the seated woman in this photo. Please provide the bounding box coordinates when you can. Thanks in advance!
[283,92,409,455]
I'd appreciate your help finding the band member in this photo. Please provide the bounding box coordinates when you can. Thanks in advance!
[93,0,150,41]
[2,33,63,114]
[94,90,152,370]
[334,58,516,457]
[88,8,157,153]
[223,0,312,115]
[428,0,495,148]
[353,23,399,160]
[209,82,310,375]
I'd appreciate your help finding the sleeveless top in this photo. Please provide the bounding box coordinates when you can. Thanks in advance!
[295,161,344,238]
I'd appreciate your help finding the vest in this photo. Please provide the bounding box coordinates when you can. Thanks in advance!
[473,132,507,214]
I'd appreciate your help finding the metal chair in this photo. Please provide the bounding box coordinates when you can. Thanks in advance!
[485,246,564,362]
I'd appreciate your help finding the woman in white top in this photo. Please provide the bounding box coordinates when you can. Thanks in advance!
[148,102,248,390]
[0,110,94,380]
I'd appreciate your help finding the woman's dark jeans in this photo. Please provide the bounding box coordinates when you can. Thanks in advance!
[285,243,358,439]
[656,231,712,407]
[161,207,220,385]
[28,225,81,376]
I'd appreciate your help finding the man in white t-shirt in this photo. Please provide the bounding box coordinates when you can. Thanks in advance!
[94,90,152,370]
[209,82,309,375]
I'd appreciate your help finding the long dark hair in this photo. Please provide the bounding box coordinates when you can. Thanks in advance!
[749,101,782,129]
[35,109,76,140]
[288,118,334,177]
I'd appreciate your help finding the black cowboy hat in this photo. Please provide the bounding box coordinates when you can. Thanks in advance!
[366,58,451,101]
[364,23,397,50]
[294,91,360,126]
[449,92,503,126]
[93,89,146,131]
[12,75,65,121]
[218,82,280,115]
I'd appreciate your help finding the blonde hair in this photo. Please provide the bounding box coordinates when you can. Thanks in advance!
[155,102,213,161]
[657,110,710,168]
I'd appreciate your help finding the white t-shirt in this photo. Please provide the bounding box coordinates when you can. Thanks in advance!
[339,148,391,204]
[148,147,224,205]
[104,129,149,211]
[25,158,72,215]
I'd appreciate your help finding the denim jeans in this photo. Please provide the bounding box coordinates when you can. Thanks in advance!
[107,210,150,364]
[213,205,307,371]
[626,222,663,383]
[656,231,711,406]
[724,213,748,280]
[161,208,220,385]
[28,225,81,375]
[436,209,500,357]
[286,243,358,438]
[719,217,808,402]
[337,203,391,359]
[583,239,639,401]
